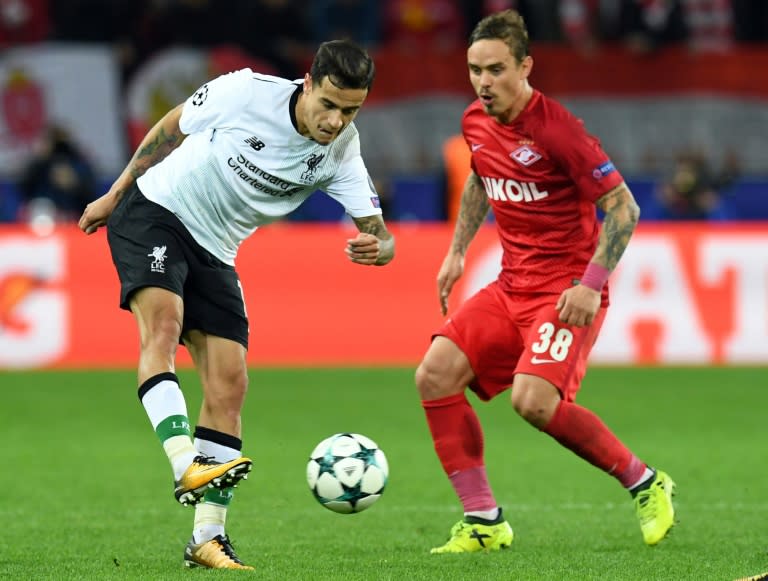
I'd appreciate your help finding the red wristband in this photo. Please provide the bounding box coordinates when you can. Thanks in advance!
[580,263,610,291]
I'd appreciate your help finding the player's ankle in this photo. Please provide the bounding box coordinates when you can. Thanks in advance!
[628,468,656,497]
[465,507,503,524]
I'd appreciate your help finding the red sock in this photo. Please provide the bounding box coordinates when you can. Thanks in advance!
[422,393,497,511]
[543,400,646,487]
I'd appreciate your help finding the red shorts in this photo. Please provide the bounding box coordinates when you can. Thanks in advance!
[435,280,606,402]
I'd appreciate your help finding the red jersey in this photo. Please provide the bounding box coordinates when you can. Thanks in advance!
[462,90,623,301]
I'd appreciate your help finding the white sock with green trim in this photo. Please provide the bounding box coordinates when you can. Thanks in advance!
[192,427,242,543]
[138,372,198,480]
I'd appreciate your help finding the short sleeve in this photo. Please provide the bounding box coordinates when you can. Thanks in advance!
[544,115,624,202]
[322,137,382,218]
[179,68,253,135]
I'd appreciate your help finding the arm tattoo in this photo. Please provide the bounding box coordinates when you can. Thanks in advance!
[353,215,392,239]
[128,126,185,181]
[451,173,490,256]
[105,119,185,207]
[353,215,394,265]
[594,183,640,271]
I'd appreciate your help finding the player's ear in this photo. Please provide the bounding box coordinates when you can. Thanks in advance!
[521,55,534,78]
[303,73,312,93]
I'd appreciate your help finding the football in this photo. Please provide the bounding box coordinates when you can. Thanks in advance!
[306,432,389,514]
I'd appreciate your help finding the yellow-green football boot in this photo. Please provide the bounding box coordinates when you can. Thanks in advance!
[633,469,676,545]
[431,510,513,554]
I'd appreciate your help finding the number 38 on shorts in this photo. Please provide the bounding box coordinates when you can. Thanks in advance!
[531,322,574,362]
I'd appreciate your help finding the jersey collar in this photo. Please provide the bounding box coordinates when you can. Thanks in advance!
[289,83,302,134]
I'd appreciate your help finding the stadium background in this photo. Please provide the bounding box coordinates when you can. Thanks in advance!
[0,4,766,368]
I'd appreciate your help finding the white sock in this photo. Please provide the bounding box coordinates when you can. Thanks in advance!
[465,508,499,521]
[193,503,227,543]
[193,436,241,542]
[628,467,655,491]
[142,378,188,427]
[163,436,199,480]
[195,438,241,464]
[141,379,198,479]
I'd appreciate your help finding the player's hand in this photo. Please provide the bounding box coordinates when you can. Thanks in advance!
[78,195,115,235]
[345,233,381,265]
[437,251,464,315]
[555,284,601,327]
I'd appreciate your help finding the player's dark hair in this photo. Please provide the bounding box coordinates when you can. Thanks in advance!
[310,39,375,91]
[469,9,530,63]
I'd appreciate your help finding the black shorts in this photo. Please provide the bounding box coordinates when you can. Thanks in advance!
[106,184,249,348]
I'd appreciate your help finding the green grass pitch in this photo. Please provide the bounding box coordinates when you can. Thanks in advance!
[0,366,765,580]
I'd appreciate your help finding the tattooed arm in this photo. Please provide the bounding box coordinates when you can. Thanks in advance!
[437,172,490,314]
[555,181,640,327]
[451,172,491,254]
[592,182,641,271]
[348,214,395,266]
[78,104,187,234]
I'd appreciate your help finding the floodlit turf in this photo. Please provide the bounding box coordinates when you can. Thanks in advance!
[0,366,766,580]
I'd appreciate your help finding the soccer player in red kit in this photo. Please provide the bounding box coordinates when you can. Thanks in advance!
[416,9,676,553]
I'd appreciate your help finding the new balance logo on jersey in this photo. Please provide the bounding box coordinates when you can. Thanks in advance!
[510,146,541,166]
[480,176,549,203]
[148,246,167,273]
[245,136,265,151]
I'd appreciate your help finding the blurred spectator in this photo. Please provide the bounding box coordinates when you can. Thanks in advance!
[514,0,562,42]
[65,0,313,85]
[17,124,97,225]
[592,0,736,53]
[236,0,311,79]
[653,150,737,220]
[441,134,471,222]
[50,0,136,43]
[128,0,232,62]
[460,1,562,43]
[681,0,734,52]
[145,0,230,48]
[310,0,383,48]
[49,0,147,83]
[0,0,49,47]
[615,0,689,54]
[384,0,465,52]
[559,0,601,52]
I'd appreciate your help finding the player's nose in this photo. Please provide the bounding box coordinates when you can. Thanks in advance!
[478,70,494,88]
[327,111,343,130]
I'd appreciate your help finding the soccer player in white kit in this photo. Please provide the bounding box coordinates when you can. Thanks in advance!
[78,40,394,570]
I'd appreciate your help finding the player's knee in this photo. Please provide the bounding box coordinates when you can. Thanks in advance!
[415,359,451,400]
[414,362,432,398]
[511,395,550,427]
[221,367,249,403]
[510,380,557,428]
[141,318,182,355]
[228,367,249,398]
[205,368,249,413]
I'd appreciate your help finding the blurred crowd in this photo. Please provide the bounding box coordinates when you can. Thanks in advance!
[1,0,766,84]
[1,0,765,224]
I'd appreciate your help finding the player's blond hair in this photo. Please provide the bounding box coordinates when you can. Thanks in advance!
[469,9,530,64]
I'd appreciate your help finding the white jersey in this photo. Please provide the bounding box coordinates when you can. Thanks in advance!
[137,69,382,265]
